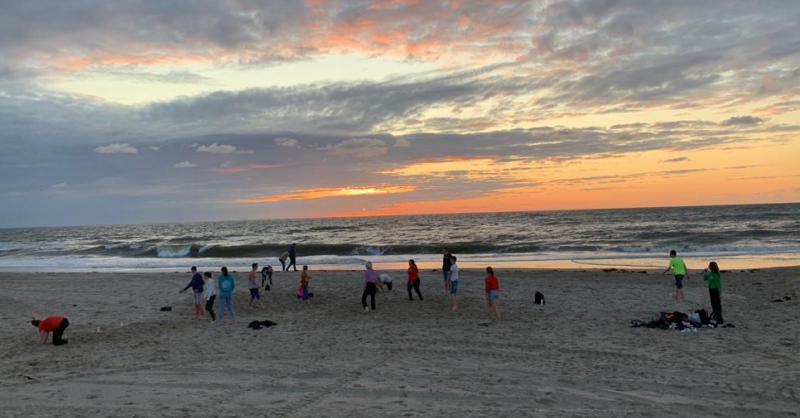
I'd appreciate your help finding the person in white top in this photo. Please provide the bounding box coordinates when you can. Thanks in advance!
[378,273,393,291]
[202,272,217,321]
[448,256,459,310]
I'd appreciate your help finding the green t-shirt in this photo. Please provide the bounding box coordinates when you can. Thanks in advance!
[669,257,686,275]
[704,272,722,293]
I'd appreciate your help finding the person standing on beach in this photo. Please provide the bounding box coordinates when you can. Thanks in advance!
[217,267,236,323]
[31,316,69,346]
[203,272,216,321]
[703,261,724,324]
[407,259,423,301]
[663,250,689,301]
[248,263,262,307]
[298,265,312,304]
[178,266,205,319]
[448,255,460,310]
[485,267,501,321]
[362,261,379,312]
[279,251,289,271]
[442,247,452,295]
[261,265,273,290]
[287,243,298,272]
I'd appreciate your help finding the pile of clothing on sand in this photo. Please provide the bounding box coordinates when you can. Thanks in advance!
[631,309,733,331]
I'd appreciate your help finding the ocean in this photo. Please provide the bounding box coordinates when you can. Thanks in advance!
[1,203,799,272]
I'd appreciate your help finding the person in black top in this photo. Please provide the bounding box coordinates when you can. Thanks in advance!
[179,266,205,319]
[287,243,298,271]
[442,247,452,295]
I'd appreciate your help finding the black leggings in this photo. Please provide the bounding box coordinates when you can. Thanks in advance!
[362,282,377,310]
[408,279,423,300]
[709,288,723,324]
[287,257,297,271]
[205,295,217,321]
[53,318,69,346]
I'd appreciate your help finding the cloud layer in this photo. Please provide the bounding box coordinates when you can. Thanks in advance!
[1,0,799,226]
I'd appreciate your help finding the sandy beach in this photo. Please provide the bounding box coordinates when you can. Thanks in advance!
[2,267,799,417]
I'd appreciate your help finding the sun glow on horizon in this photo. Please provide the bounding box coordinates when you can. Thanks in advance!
[239,185,416,203]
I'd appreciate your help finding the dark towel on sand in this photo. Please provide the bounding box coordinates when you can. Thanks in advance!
[247,320,278,330]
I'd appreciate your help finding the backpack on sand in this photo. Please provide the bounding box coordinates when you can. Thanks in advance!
[534,291,546,305]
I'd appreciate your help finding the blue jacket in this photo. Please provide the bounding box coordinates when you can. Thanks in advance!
[183,273,204,292]
[218,274,235,295]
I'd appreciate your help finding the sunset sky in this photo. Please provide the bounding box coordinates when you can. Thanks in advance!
[1,0,799,227]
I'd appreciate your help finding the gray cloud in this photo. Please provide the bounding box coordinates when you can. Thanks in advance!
[721,116,766,126]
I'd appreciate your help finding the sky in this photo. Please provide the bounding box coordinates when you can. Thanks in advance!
[1,0,799,227]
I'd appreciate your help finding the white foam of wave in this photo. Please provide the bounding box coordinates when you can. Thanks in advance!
[3,248,800,273]
[156,245,193,258]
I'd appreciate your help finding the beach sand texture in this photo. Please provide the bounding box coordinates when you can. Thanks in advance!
[2,268,799,417]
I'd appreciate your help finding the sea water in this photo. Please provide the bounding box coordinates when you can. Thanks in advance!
[1,203,798,272]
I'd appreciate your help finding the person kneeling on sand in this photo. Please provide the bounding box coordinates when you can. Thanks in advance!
[31,315,70,346]
[485,267,501,321]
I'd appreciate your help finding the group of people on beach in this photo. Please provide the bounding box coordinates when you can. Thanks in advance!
[171,245,503,325]
[664,250,724,324]
[32,246,723,345]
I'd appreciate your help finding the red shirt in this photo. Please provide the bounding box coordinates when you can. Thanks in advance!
[38,316,65,332]
[485,275,499,293]
[408,265,419,282]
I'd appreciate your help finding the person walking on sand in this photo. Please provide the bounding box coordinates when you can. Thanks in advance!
[287,243,298,271]
[299,265,312,304]
[31,315,70,346]
[279,251,289,271]
[407,259,423,301]
[448,255,460,310]
[178,266,205,319]
[248,263,262,307]
[442,247,452,295]
[703,261,724,324]
[362,261,379,312]
[217,267,236,323]
[203,272,216,321]
[663,250,689,301]
[485,266,501,321]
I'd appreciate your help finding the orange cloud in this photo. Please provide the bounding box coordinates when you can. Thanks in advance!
[240,185,415,203]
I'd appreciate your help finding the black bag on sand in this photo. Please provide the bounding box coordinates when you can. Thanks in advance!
[534,291,545,305]
[696,309,710,325]
[247,320,278,330]
[160,306,172,311]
